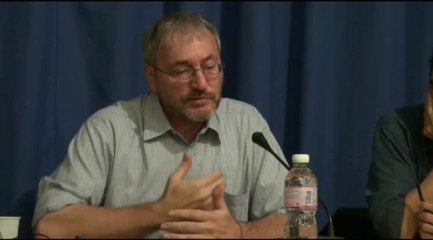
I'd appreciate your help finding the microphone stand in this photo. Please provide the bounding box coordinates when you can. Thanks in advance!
[319,198,335,238]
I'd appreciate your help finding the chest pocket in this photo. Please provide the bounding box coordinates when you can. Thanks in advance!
[224,189,249,222]
[213,138,250,222]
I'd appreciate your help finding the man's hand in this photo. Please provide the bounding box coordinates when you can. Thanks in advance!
[418,201,433,238]
[161,183,243,239]
[160,153,225,212]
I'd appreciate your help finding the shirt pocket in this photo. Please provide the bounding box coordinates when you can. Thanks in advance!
[224,188,248,222]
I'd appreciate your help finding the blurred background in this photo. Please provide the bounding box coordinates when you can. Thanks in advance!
[1,1,433,237]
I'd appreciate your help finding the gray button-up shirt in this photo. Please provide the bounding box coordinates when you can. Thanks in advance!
[33,92,287,238]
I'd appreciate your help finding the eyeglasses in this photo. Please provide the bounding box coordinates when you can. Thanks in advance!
[152,63,224,83]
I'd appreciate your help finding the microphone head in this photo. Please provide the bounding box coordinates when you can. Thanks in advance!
[251,132,264,143]
[252,131,271,150]
[252,131,291,171]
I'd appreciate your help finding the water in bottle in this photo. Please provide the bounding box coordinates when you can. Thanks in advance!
[284,154,318,239]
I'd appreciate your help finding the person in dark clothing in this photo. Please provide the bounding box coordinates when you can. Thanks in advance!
[366,52,433,238]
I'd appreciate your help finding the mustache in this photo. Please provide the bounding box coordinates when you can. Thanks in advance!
[185,91,215,100]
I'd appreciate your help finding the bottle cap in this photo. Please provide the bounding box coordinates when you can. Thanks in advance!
[292,154,309,163]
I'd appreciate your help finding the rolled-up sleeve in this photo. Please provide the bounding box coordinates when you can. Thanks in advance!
[32,116,113,229]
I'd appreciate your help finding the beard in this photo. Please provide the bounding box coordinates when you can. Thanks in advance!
[181,92,221,122]
[161,90,221,123]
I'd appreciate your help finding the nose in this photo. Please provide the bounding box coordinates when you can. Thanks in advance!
[189,69,208,89]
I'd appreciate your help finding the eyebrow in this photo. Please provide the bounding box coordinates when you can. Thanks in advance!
[169,55,218,68]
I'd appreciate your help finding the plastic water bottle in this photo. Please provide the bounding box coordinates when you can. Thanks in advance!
[284,154,318,239]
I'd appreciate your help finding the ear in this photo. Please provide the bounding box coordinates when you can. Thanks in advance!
[145,64,157,92]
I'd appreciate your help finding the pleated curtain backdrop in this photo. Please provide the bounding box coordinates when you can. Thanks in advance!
[1,2,433,237]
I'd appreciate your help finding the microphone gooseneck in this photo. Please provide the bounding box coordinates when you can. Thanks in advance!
[251,131,335,238]
[252,132,291,171]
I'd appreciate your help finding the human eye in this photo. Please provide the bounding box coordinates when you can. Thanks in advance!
[204,63,218,74]
[204,63,216,69]
[172,68,192,79]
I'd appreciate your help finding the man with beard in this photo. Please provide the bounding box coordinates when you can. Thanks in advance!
[32,12,287,239]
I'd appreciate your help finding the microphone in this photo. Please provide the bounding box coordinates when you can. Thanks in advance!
[251,131,335,238]
[252,132,291,171]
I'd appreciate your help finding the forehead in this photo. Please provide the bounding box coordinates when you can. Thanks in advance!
[156,30,218,64]
[163,28,215,48]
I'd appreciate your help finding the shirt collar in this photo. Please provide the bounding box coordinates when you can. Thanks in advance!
[141,92,172,141]
[207,105,221,135]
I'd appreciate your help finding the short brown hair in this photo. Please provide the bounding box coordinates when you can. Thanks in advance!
[142,12,221,66]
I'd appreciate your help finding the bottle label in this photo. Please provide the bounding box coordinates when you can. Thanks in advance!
[284,186,318,209]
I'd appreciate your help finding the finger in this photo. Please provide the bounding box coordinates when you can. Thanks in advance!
[419,210,433,225]
[194,171,224,188]
[200,177,225,209]
[188,173,225,201]
[161,220,206,234]
[418,215,433,237]
[212,183,227,210]
[196,174,225,198]
[168,209,209,222]
[419,226,433,238]
[172,153,193,181]
[420,202,433,213]
[420,233,433,239]
[163,232,210,239]
[199,197,213,210]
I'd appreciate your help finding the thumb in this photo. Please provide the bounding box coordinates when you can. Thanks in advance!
[212,182,227,210]
[173,153,192,180]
